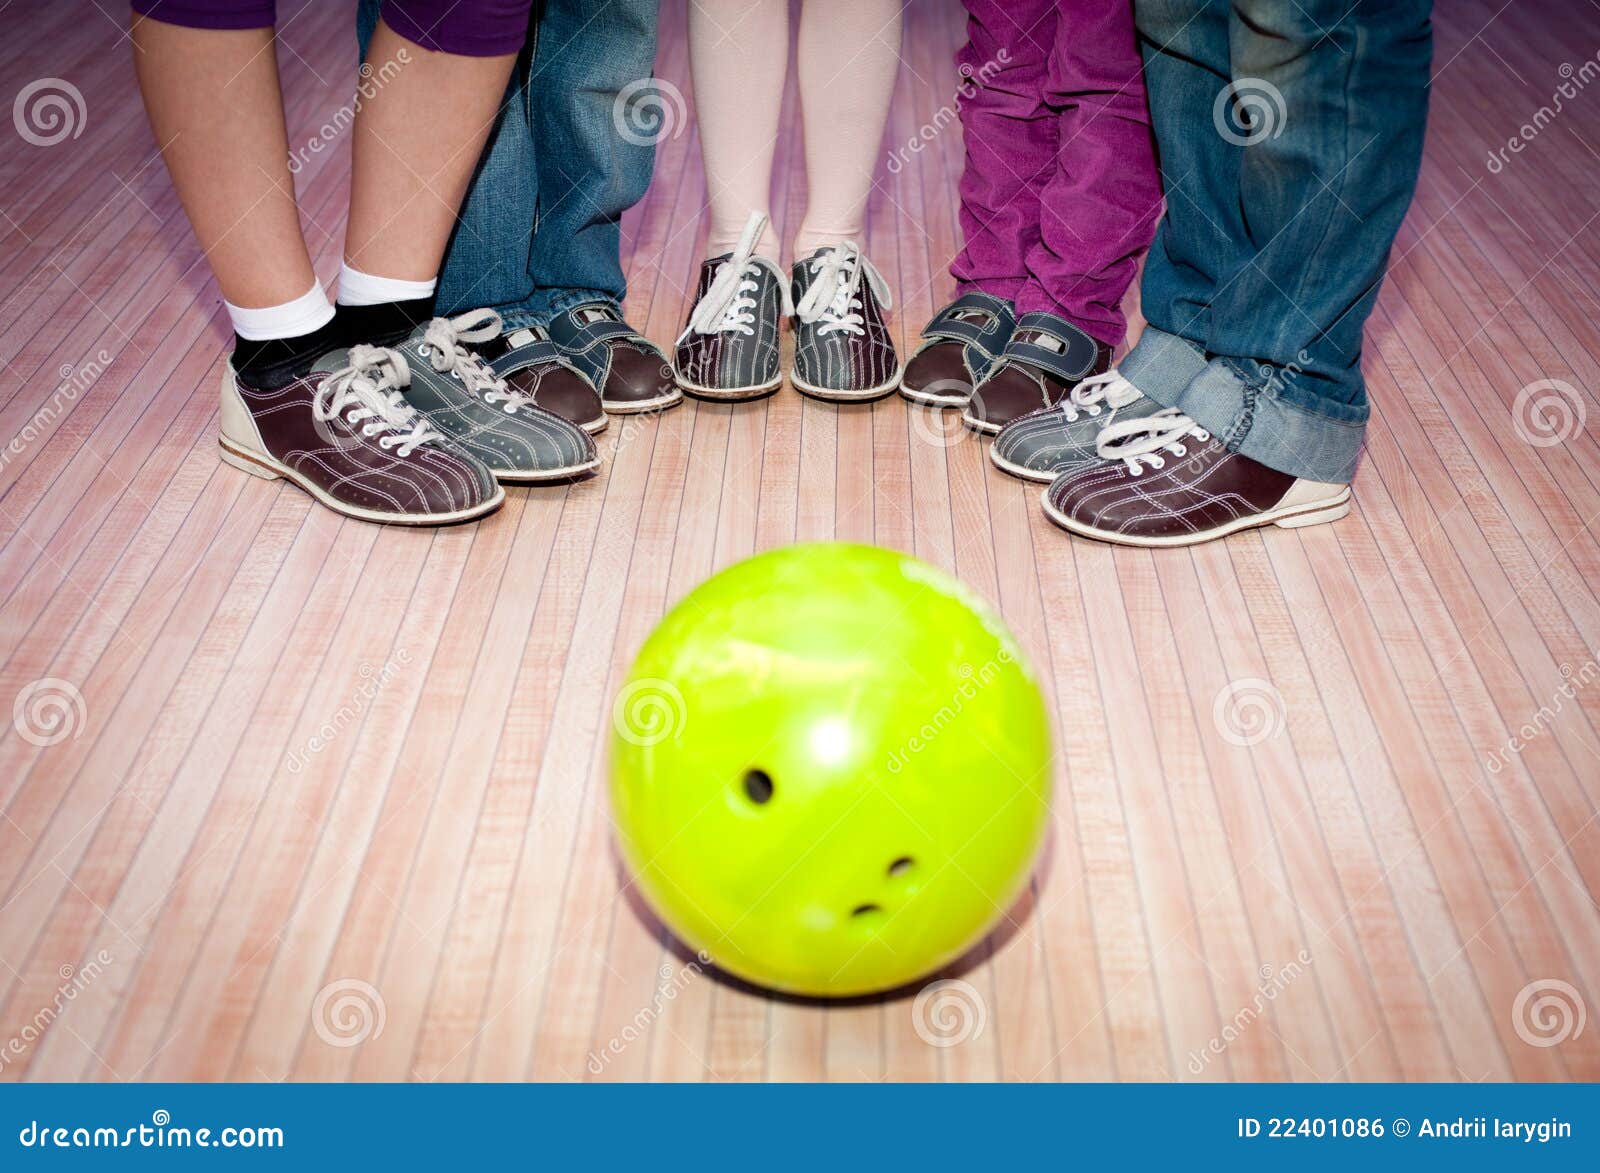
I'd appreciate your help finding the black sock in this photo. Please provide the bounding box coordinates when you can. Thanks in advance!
[334,296,436,350]
[229,316,345,390]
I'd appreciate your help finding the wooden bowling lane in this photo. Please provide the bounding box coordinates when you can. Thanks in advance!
[0,0,1597,1082]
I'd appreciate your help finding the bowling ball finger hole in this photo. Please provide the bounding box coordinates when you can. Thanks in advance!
[742,769,774,805]
[888,856,915,877]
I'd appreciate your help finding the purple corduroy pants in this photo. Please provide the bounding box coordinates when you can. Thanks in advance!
[952,0,1161,346]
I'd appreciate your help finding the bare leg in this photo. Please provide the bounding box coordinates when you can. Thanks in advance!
[133,15,517,302]
[132,17,313,309]
[344,19,517,280]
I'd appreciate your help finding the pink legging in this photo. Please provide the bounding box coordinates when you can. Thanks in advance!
[689,0,904,260]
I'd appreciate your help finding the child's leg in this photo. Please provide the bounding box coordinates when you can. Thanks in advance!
[133,5,523,363]
[522,0,660,322]
[131,13,318,314]
[343,16,518,294]
[130,2,526,522]
[792,0,903,256]
[949,0,1058,304]
[1016,0,1161,346]
[688,0,788,259]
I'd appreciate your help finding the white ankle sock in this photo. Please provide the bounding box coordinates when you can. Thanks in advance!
[225,280,335,341]
[336,262,437,307]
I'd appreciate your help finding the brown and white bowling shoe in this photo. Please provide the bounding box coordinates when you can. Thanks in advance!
[218,344,503,526]
[1042,409,1351,546]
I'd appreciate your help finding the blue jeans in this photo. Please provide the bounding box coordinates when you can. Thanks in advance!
[357,0,659,328]
[1122,0,1432,483]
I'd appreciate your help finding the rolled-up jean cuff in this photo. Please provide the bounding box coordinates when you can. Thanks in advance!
[547,289,620,319]
[1119,325,1209,404]
[381,7,526,57]
[132,0,277,29]
[494,308,543,332]
[1170,358,1367,484]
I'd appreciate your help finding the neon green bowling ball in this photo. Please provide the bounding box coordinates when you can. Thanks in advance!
[609,542,1051,997]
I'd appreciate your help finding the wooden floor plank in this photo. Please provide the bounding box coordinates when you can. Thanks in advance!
[2,0,1596,1083]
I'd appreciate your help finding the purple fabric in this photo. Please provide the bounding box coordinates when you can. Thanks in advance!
[131,0,530,56]
[951,0,1161,346]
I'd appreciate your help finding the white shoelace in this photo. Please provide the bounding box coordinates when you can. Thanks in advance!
[1058,368,1146,422]
[417,308,530,413]
[794,240,891,337]
[314,345,441,457]
[1096,407,1212,476]
[679,211,790,342]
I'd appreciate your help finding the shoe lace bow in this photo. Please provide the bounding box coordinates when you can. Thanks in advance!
[419,308,532,413]
[795,240,890,338]
[1060,368,1143,422]
[313,344,441,457]
[680,211,791,341]
[1096,407,1211,475]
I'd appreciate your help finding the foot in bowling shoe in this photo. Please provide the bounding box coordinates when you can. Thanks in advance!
[391,309,601,483]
